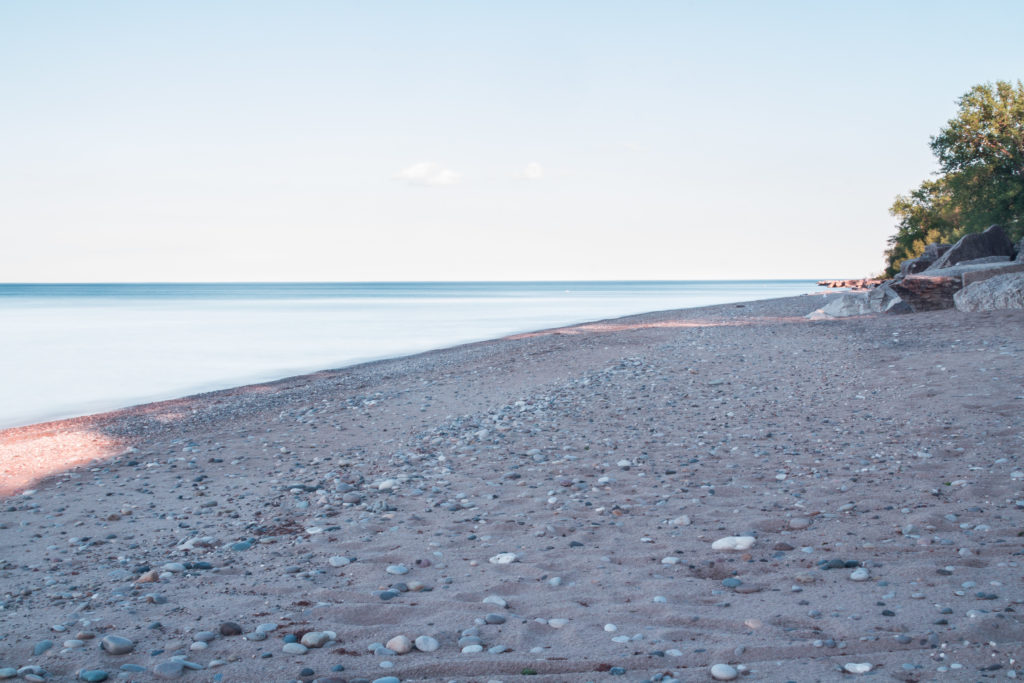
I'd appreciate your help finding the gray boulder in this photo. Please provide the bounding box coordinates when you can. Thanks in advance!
[867,283,911,313]
[926,225,1014,271]
[806,286,908,319]
[807,293,873,319]
[900,243,951,276]
[954,272,1024,312]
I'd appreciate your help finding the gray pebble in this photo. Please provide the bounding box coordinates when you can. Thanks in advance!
[100,635,134,655]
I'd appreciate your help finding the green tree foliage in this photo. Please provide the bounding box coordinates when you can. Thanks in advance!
[884,80,1024,277]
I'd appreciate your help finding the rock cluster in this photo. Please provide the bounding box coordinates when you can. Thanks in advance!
[811,224,1024,317]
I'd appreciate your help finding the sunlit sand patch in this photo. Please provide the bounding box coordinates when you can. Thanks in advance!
[508,316,809,339]
[0,429,123,497]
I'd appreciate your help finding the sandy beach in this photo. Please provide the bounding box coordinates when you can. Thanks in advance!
[1,292,1023,682]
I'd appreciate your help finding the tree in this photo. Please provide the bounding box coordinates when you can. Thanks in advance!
[883,80,1024,277]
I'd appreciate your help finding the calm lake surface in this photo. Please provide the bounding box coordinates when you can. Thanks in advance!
[0,281,817,428]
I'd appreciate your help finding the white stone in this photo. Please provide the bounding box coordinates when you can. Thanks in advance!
[386,635,412,654]
[378,478,399,490]
[548,618,569,628]
[328,556,351,567]
[850,567,870,581]
[414,635,440,652]
[844,662,873,674]
[661,556,681,565]
[710,663,739,680]
[488,553,518,565]
[482,595,507,608]
[711,536,755,551]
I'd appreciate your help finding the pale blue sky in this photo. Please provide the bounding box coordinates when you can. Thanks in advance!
[2,1,1022,281]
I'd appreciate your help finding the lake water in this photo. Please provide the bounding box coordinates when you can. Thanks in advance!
[0,281,817,428]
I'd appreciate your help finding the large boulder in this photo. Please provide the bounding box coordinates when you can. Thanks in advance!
[867,283,911,313]
[888,274,962,312]
[954,272,1024,312]
[900,243,951,276]
[806,293,872,319]
[805,285,909,319]
[926,225,1014,271]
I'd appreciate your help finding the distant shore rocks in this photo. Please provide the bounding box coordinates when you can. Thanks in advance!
[811,224,1024,317]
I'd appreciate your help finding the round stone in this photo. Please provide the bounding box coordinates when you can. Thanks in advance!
[844,662,873,674]
[385,635,412,654]
[300,631,330,648]
[710,663,739,680]
[328,556,351,567]
[152,661,185,679]
[100,635,134,655]
[78,671,109,682]
[461,644,483,654]
[414,635,440,652]
[711,536,755,551]
[850,567,870,581]
[283,642,308,655]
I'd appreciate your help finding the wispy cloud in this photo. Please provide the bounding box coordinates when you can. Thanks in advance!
[394,162,461,186]
[519,162,544,180]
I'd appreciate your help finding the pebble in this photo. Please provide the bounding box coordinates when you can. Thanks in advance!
[78,671,109,682]
[385,564,409,575]
[100,635,135,655]
[152,661,185,679]
[414,635,440,652]
[710,663,738,680]
[849,567,870,581]
[844,662,873,674]
[33,639,54,655]
[482,595,507,608]
[386,635,412,654]
[328,556,351,567]
[489,552,518,564]
[219,622,243,636]
[548,618,569,628]
[301,631,330,648]
[711,536,755,551]
[283,643,309,654]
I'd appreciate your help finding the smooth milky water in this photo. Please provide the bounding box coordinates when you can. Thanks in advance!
[0,281,817,428]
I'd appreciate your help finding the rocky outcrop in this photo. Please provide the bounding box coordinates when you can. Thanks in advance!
[813,225,1023,317]
[926,225,1014,271]
[954,272,1024,312]
[817,278,883,290]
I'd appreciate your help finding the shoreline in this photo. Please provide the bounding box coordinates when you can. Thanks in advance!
[1,291,828,438]
[2,292,1022,681]
[0,281,822,432]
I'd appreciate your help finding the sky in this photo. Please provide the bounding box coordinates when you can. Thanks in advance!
[2,1,1023,282]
